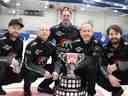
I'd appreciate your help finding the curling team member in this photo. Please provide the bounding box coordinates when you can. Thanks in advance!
[72,22,103,96]
[98,25,128,96]
[38,7,79,93]
[97,25,128,96]
[0,18,24,95]
[23,24,56,96]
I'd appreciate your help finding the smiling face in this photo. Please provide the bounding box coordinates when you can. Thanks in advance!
[107,25,122,44]
[108,29,121,44]
[80,23,94,42]
[38,24,50,41]
[8,24,22,38]
[60,8,72,27]
[61,11,71,22]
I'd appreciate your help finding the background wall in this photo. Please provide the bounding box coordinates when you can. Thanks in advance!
[0,9,57,31]
[0,8,128,33]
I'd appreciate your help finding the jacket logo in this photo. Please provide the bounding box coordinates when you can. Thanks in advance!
[107,53,113,58]
[36,56,46,65]
[75,47,83,52]
[49,39,56,47]
[2,45,12,50]
[31,42,37,47]
[26,50,31,55]
[56,31,64,36]
[35,49,42,55]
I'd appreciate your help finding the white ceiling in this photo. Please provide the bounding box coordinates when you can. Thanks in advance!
[0,0,125,15]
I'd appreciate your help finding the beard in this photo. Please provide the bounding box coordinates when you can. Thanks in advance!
[10,32,19,39]
[81,35,92,42]
[62,21,71,27]
[111,38,120,44]
[83,37,92,44]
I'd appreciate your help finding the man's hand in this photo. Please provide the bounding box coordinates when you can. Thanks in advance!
[10,58,21,73]
[122,90,128,96]
[44,71,52,79]
[107,64,117,74]
[10,58,19,68]
[108,74,121,87]
[52,72,59,80]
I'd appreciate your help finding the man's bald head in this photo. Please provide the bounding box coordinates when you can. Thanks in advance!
[38,24,50,41]
[80,22,94,42]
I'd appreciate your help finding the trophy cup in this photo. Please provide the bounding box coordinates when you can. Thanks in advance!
[54,53,86,96]
[59,52,85,78]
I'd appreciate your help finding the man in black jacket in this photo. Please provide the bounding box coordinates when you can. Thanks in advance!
[0,18,24,95]
[97,25,128,96]
[38,7,79,93]
[72,22,103,96]
[24,24,56,96]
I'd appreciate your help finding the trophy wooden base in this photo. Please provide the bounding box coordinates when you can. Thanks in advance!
[54,75,86,96]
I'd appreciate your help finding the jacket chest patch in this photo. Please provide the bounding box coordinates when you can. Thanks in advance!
[35,49,43,55]
[75,47,83,52]
[2,44,12,51]
[56,31,64,36]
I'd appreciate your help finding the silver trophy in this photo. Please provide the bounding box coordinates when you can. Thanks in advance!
[58,52,85,78]
[54,53,86,96]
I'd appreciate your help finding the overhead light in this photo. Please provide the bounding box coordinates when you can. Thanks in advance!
[94,0,102,2]
[43,1,49,9]
[86,4,91,8]
[45,1,49,6]
[12,9,16,14]
[80,7,85,11]
[113,10,118,13]
[2,0,10,3]
[113,3,120,6]
[122,6,127,9]
[119,14,128,16]
[16,2,21,7]
[44,5,48,9]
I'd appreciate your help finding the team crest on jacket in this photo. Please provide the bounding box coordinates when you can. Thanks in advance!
[56,31,64,36]
[35,49,43,55]
[60,38,71,48]
[94,45,100,50]
[49,39,56,47]
[94,40,98,44]
[36,56,46,65]
[26,50,31,55]
[31,42,37,47]
[75,47,83,52]
[107,53,113,58]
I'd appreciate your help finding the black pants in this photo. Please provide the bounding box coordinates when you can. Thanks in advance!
[74,66,97,95]
[38,64,54,89]
[24,64,54,92]
[0,62,23,87]
[74,57,97,95]
[97,69,128,96]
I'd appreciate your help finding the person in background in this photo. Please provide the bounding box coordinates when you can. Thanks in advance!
[23,24,56,96]
[0,18,24,95]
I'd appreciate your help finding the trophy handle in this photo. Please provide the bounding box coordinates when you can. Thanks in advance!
[58,53,67,63]
[76,53,85,64]
[58,53,85,64]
